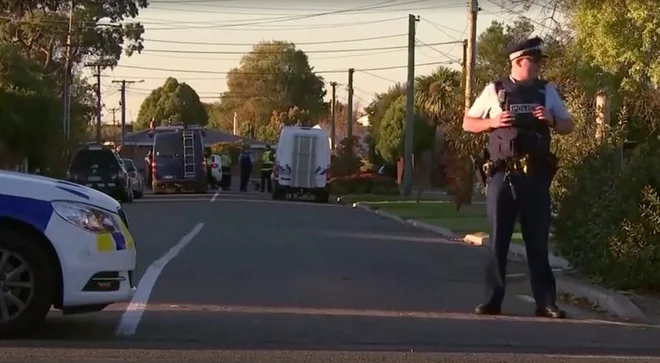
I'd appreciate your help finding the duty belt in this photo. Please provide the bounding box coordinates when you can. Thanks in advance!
[483,155,530,177]
[483,155,532,200]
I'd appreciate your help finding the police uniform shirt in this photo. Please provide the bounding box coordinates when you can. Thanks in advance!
[466,80,571,124]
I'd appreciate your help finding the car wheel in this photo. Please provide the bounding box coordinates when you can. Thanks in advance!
[0,227,56,339]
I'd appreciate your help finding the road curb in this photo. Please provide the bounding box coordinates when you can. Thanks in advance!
[354,203,455,238]
[464,233,571,270]
[352,202,646,322]
[555,276,647,322]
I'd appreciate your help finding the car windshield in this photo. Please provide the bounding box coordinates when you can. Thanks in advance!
[154,134,183,158]
[122,159,136,172]
[69,150,119,172]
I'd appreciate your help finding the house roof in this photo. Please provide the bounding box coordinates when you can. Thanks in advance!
[121,126,269,147]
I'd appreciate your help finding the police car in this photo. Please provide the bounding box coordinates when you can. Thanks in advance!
[0,170,137,338]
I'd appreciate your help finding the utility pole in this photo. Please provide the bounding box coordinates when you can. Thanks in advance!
[330,81,337,150]
[461,39,468,92]
[465,0,479,111]
[86,59,112,142]
[112,79,144,147]
[62,0,74,140]
[85,63,103,142]
[108,107,119,126]
[402,14,420,197]
[346,69,354,147]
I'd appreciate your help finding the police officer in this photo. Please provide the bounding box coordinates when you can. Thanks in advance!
[220,152,232,190]
[144,150,153,186]
[238,144,253,192]
[260,145,275,193]
[462,37,574,318]
[205,148,216,189]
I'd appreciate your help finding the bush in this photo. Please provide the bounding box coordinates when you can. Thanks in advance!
[330,172,399,195]
[553,137,660,290]
[330,136,364,177]
[210,141,243,165]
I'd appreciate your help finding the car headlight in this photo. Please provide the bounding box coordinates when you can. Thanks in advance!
[52,201,120,234]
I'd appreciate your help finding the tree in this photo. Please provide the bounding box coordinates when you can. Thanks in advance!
[473,18,535,92]
[364,83,406,164]
[0,44,62,169]
[415,67,463,127]
[376,95,433,163]
[136,77,209,129]
[222,41,326,136]
[0,0,147,72]
[205,102,233,132]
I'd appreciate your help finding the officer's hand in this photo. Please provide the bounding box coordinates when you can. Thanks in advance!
[533,105,553,122]
[490,111,514,129]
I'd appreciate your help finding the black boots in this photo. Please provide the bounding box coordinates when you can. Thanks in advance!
[475,303,566,318]
[534,305,567,319]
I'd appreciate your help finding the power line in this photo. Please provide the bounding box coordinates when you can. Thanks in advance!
[133,47,409,61]
[0,14,406,31]
[142,0,405,30]
[415,38,460,62]
[148,0,467,14]
[141,40,463,55]
[141,33,407,46]
[420,18,465,36]
[114,61,453,75]
[358,70,400,83]
[141,16,406,31]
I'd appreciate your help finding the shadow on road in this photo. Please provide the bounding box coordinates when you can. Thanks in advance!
[5,301,660,357]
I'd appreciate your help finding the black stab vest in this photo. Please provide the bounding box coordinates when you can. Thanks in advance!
[488,77,551,161]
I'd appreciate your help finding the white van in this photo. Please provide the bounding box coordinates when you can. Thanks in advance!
[272,126,331,203]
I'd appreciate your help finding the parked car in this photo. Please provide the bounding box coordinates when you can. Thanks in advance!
[66,143,133,202]
[121,158,144,199]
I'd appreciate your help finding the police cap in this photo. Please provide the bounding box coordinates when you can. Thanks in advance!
[507,37,546,62]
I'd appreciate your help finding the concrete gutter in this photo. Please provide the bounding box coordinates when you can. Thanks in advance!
[351,200,647,322]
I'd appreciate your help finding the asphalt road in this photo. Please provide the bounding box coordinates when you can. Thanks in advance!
[2,189,660,362]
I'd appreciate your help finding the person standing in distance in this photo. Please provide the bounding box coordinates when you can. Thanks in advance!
[260,145,275,193]
[462,37,574,318]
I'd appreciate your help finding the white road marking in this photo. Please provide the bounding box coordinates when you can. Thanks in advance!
[115,223,205,336]
[210,190,220,202]
[506,273,527,278]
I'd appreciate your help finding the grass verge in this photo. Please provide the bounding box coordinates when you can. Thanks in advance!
[357,199,535,245]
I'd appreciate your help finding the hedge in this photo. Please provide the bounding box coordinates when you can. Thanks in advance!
[552,138,660,290]
[330,173,399,195]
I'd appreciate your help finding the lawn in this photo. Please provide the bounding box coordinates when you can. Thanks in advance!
[362,200,526,244]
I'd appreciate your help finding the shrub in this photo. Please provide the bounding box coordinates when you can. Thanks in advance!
[553,137,660,290]
[210,141,243,165]
[330,136,364,177]
[330,172,399,195]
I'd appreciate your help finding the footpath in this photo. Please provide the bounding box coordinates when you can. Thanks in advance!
[338,193,660,324]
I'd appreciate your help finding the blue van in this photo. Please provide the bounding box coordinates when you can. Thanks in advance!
[149,126,207,194]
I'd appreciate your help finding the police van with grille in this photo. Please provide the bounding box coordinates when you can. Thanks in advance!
[149,123,207,194]
[0,170,137,337]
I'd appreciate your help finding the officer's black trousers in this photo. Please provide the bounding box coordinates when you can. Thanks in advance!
[260,169,272,193]
[220,167,231,190]
[484,170,556,308]
[239,165,252,191]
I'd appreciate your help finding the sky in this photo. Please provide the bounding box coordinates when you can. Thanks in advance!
[97,0,552,125]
